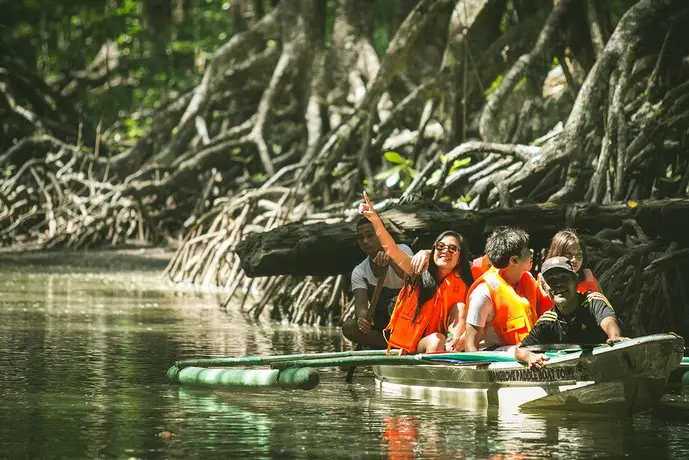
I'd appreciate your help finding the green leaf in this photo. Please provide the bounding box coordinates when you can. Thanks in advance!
[374,165,402,180]
[449,157,472,174]
[426,169,443,186]
[3,165,16,178]
[514,76,528,92]
[485,74,503,99]
[384,151,405,164]
[385,169,401,188]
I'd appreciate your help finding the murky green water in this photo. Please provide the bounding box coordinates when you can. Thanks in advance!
[1,251,689,459]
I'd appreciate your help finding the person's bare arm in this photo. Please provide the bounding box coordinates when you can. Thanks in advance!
[359,192,412,274]
[353,289,373,333]
[446,302,466,351]
[515,345,550,369]
[600,316,627,344]
[389,260,407,279]
[464,323,483,352]
[464,286,492,352]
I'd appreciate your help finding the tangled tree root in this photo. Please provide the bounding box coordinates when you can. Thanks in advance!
[583,230,689,337]
[3,1,689,334]
[0,142,161,248]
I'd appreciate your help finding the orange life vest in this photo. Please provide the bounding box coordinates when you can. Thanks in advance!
[536,269,600,316]
[384,271,468,353]
[467,267,538,345]
[470,255,491,280]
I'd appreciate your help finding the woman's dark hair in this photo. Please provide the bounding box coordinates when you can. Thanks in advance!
[545,228,589,281]
[409,230,474,321]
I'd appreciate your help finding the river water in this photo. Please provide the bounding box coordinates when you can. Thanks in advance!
[1,250,688,459]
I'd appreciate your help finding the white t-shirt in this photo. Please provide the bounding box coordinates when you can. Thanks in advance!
[466,282,501,349]
[350,244,413,292]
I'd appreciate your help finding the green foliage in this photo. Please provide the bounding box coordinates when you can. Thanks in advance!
[372,0,393,55]
[514,76,528,92]
[449,157,471,173]
[426,155,471,186]
[2,0,234,143]
[383,151,405,164]
[499,0,518,33]
[485,74,503,99]
[373,151,417,189]
[123,116,151,140]
[2,165,16,178]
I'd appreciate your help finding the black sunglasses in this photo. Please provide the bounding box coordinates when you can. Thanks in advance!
[434,242,459,254]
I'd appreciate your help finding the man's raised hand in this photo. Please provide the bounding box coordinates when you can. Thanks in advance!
[358,191,381,223]
[372,250,390,267]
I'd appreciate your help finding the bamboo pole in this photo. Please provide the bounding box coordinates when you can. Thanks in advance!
[270,352,519,370]
[174,348,392,369]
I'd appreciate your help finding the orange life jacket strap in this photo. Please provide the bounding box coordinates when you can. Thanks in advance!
[578,271,600,293]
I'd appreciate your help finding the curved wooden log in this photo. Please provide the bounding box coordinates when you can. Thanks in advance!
[235,199,689,277]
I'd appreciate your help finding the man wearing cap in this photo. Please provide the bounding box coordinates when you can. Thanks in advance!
[515,256,627,369]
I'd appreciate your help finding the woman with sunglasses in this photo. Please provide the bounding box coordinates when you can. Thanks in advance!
[358,192,474,353]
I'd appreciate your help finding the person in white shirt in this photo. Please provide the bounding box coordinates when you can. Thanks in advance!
[341,218,412,349]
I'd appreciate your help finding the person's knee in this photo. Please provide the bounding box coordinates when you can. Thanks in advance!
[419,333,445,352]
[428,333,445,349]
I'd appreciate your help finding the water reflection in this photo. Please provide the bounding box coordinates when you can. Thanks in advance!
[0,258,688,458]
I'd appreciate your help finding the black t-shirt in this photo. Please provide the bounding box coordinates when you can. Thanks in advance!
[519,292,616,347]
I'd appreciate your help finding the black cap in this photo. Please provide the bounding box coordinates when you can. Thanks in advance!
[541,256,576,277]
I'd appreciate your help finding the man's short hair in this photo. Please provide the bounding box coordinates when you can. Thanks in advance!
[484,226,530,269]
[356,217,373,229]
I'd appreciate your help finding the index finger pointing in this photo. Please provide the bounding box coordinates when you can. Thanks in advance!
[363,190,373,207]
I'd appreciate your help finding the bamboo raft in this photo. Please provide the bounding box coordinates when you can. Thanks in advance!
[167,333,684,414]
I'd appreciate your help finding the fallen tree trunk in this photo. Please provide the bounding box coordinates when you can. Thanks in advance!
[235,198,689,277]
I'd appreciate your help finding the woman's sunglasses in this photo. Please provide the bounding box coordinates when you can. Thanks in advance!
[434,242,459,254]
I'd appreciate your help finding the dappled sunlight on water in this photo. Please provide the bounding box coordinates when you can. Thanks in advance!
[1,254,688,458]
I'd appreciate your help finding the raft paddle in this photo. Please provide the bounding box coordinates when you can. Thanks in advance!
[346,272,386,383]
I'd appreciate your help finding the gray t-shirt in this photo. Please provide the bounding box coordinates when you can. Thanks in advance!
[350,244,412,292]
